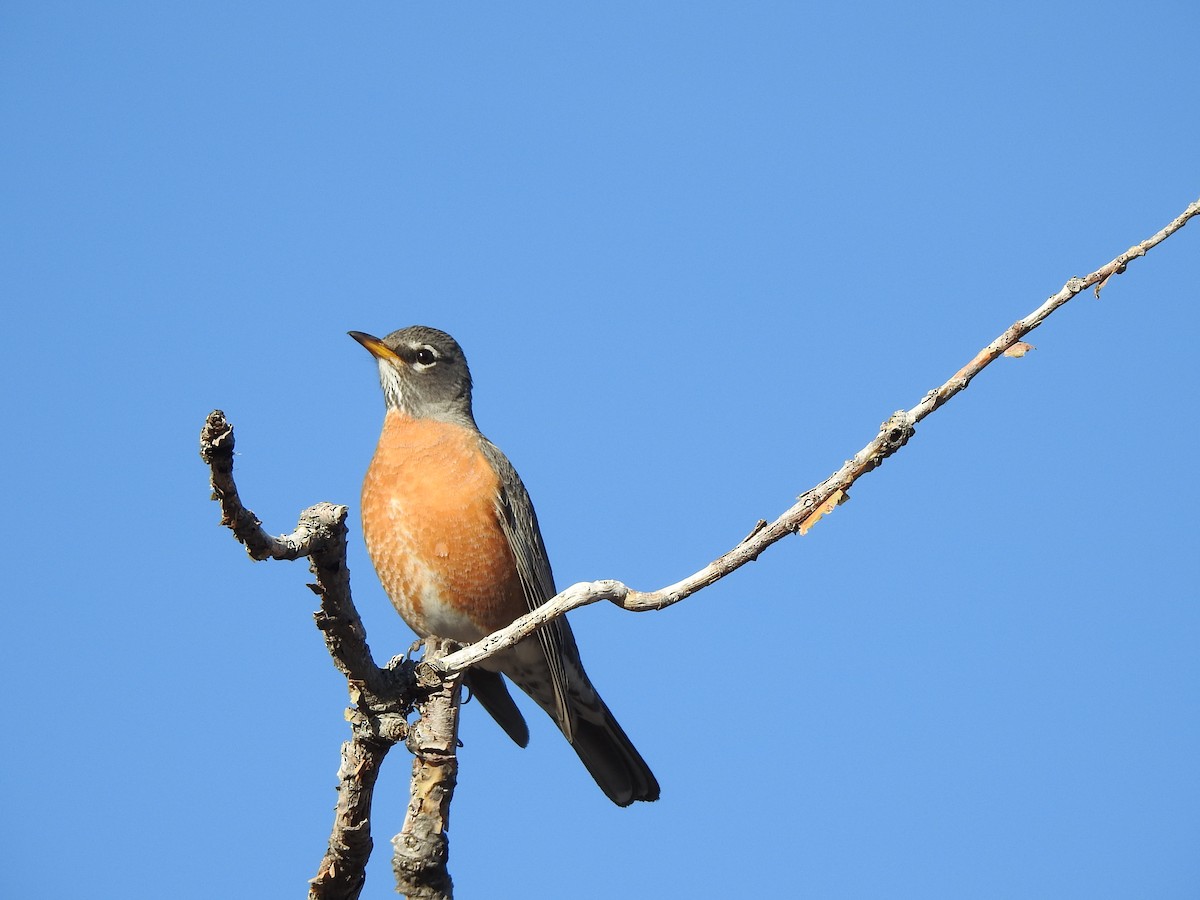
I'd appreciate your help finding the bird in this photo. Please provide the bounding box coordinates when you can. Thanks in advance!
[351,325,659,806]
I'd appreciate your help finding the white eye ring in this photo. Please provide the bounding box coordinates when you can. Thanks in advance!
[414,346,437,367]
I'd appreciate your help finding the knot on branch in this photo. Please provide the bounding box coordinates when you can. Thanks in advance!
[346,703,410,747]
[393,829,453,900]
[199,409,235,470]
[291,502,350,564]
[414,661,445,691]
[299,501,349,534]
[874,411,914,465]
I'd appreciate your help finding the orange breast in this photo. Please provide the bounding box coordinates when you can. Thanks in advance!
[360,410,526,642]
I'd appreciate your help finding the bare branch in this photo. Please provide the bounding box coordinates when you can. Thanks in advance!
[913,196,1200,421]
[393,640,463,900]
[435,196,1200,676]
[200,410,346,562]
[308,730,392,900]
[201,409,422,898]
[200,409,385,689]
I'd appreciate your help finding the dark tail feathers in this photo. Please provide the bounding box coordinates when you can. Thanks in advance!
[468,668,659,806]
[567,705,660,806]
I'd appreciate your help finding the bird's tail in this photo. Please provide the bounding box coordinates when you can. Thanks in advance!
[492,628,660,806]
[566,696,660,807]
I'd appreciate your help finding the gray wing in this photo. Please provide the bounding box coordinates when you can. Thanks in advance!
[478,437,575,740]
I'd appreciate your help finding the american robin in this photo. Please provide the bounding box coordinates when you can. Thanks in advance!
[351,325,659,806]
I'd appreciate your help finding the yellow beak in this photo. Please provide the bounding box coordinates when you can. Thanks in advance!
[348,331,401,362]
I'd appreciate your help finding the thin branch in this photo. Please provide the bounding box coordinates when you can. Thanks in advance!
[435,196,1200,676]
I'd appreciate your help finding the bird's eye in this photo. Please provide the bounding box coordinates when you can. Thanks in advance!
[414,347,437,366]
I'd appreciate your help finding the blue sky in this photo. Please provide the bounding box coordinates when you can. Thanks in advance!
[3,2,1198,897]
